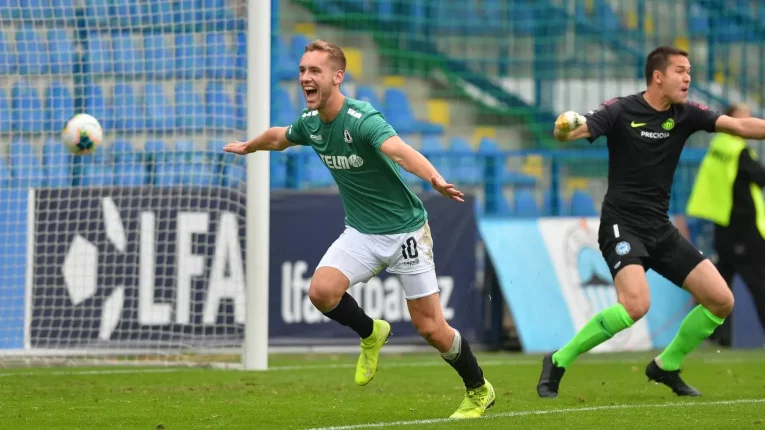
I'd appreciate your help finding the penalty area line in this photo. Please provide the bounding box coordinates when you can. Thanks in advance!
[306,398,765,430]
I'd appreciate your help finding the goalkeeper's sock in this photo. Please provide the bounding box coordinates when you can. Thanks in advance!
[656,305,724,371]
[322,293,374,340]
[441,329,485,390]
[552,304,635,368]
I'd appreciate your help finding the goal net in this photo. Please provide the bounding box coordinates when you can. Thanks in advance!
[0,1,266,368]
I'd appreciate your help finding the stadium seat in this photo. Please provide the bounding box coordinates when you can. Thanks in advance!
[175,81,206,132]
[383,89,443,135]
[688,4,710,38]
[355,86,381,107]
[449,136,480,184]
[50,0,76,21]
[0,89,10,132]
[47,28,75,75]
[20,0,49,19]
[80,161,116,187]
[9,138,45,188]
[0,0,20,20]
[570,189,598,216]
[420,136,452,181]
[15,25,49,75]
[543,189,570,216]
[143,83,175,132]
[109,139,138,162]
[205,32,236,79]
[111,0,144,27]
[44,81,74,132]
[149,0,173,27]
[84,83,110,131]
[111,82,144,131]
[270,151,288,188]
[87,32,113,74]
[223,155,245,188]
[42,137,71,187]
[112,32,143,76]
[305,155,334,188]
[84,0,110,27]
[205,82,236,131]
[0,32,15,74]
[275,36,297,81]
[174,0,202,30]
[273,86,298,127]
[201,0,236,30]
[235,32,246,79]
[174,33,204,79]
[514,189,540,217]
[143,33,173,78]
[114,160,145,186]
[236,82,246,130]
[11,80,44,133]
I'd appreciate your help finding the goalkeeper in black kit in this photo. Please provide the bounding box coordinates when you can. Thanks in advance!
[536,46,765,398]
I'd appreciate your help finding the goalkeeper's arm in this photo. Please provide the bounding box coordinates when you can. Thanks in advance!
[223,127,296,154]
[553,111,591,142]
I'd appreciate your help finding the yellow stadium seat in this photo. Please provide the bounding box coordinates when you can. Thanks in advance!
[293,23,316,38]
[644,16,654,35]
[381,76,406,87]
[471,127,496,147]
[521,155,544,178]
[343,47,363,80]
[427,99,450,127]
[625,10,638,30]
[674,36,689,53]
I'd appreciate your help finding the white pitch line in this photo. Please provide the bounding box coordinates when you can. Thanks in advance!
[0,354,761,377]
[306,398,765,430]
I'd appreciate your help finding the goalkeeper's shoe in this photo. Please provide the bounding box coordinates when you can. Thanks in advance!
[449,379,496,419]
[646,359,701,396]
[355,319,391,386]
[537,351,566,398]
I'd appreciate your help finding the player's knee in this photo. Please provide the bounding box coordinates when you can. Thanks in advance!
[709,285,735,318]
[412,317,450,348]
[619,295,651,321]
[308,270,347,311]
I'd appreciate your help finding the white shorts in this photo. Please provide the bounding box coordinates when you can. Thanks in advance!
[317,222,439,300]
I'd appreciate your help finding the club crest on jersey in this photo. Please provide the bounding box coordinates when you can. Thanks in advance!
[615,241,631,256]
[662,118,675,130]
[344,129,353,144]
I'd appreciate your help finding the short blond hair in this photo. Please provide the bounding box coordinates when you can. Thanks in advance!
[304,39,347,71]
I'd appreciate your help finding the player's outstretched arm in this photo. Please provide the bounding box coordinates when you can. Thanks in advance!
[223,126,297,154]
[554,111,591,142]
[379,136,465,202]
[715,115,765,140]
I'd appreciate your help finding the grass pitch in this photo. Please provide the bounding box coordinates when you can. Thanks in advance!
[1,348,763,429]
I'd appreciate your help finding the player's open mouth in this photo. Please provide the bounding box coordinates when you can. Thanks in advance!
[304,86,318,102]
[681,88,688,94]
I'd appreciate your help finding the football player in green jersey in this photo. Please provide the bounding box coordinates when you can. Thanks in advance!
[224,40,494,419]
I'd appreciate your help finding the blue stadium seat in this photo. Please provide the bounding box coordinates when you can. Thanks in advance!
[449,136,479,184]
[223,155,245,188]
[383,88,443,135]
[176,141,216,186]
[114,160,145,186]
[11,80,44,133]
[355,86,380,107]
[270,151,288,188]
[290,34,310,60]
[149,0,173,27]
[84,83,110,131]
[420,136,452,181]
[0,0,19,20]
[111,82,144,131]
[42,137,71,187]
[111,0,144,27]
[9,138,45,188]
[174,0,202,30]
[275,36,296,81]
[513,189,540,217]
[47,28,75,75]
[175,81,206,132]
[0,89,10,132]
[205,82,235,131]
[205,32,236,79]
[144,139,166,160]
[143,83,175,132]
[44,81,74,132]
[20,0,49,20]
[0,32,15,74]
[143,34,173,78]
[235,32,246,79]
[570,189,598,216]
[87,32,113,74]
[305,155,334,188]
[543,189,570,216]
[273,86,297,126]
[112,32,143,76]
[81,161,115,187]
[109,139,137,162]
[201,0,236,29]
[0,159,10,188]
[16,25,49,75]
[50,0,75,21]
[688,4,710,38]
[84,0,110,26]
[236,82,246,130]
[174,33,204,79]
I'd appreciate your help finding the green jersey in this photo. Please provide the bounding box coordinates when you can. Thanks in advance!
[285,97,427,234]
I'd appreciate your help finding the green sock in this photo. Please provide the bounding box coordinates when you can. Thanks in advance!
[657,305,724,371]
[552,304,635,368]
